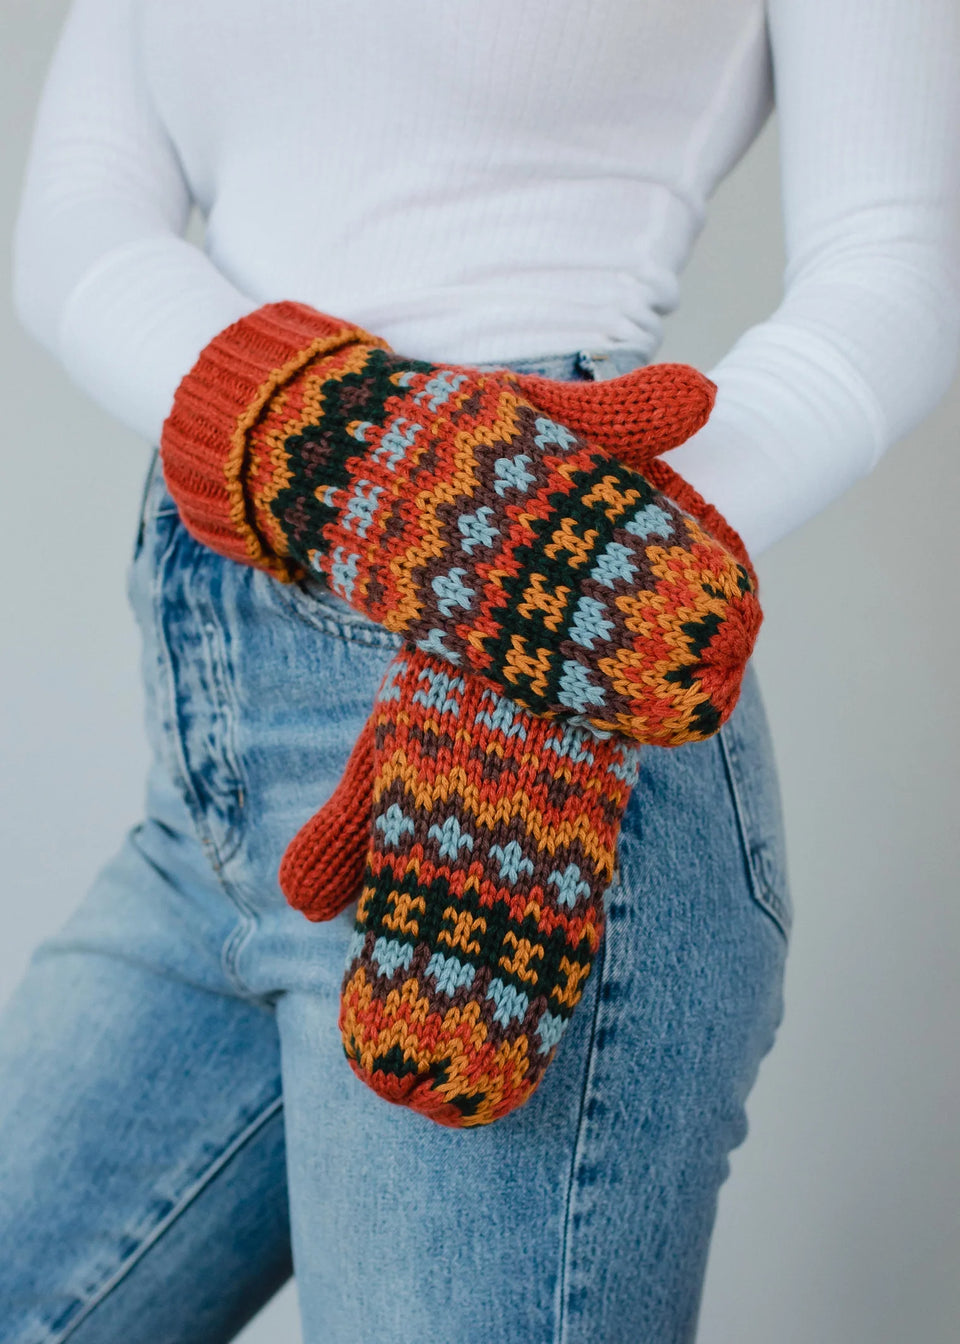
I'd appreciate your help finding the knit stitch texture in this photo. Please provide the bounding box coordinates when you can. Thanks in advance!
[161,302,761,747]
[160,301,763,1125]
[298,646,642,1126]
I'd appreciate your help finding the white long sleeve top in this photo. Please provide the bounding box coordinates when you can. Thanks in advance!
[12,0,960,554]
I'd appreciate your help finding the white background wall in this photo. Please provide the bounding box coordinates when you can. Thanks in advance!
[2,4,958,1341]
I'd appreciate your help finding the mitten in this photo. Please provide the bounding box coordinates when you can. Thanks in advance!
[288,645,642,1127]
[161,302,761,746]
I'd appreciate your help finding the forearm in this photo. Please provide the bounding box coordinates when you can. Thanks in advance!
[11,0,258,444]
[671,0,960,556]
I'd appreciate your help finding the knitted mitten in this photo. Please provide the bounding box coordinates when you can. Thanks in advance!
[161,302,761,746]
[291,644,642,1126]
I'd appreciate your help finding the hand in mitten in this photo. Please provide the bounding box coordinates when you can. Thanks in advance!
[161,302,761,746]
[284,644,641,1127]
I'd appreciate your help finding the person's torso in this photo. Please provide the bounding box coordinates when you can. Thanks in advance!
[139,0,773,361]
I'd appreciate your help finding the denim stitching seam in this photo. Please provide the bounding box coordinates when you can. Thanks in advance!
[150,528,261,997]
[718,725,791,940]
[196,598,247,868]
[555,925,608,1344]
[277,578,405,648]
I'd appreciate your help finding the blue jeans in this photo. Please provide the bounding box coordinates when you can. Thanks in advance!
[0,347,791,1344]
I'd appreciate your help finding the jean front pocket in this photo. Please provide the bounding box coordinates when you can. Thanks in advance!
[718,664,793,942]
[274,570,405,650]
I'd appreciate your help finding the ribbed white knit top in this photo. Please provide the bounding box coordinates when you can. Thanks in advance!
[12,0,960,552]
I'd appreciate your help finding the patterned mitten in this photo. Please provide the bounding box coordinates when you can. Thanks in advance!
[161,301,761,746]
[290,645,642,1126]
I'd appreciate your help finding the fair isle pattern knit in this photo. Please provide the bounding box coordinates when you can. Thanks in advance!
[161,303,761,749]
[273,366,747,1125]
[159,302,762,1126]
[333,647,641,1127]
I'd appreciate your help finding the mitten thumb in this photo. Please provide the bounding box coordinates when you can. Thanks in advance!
[279,716,375,920]
[511,361,715,472]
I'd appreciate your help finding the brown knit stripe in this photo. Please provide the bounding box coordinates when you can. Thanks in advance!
[371,746,621,871]
[372,758,625,846]
[372,719,629,807]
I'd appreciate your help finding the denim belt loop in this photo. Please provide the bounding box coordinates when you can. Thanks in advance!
[574,349,603,380]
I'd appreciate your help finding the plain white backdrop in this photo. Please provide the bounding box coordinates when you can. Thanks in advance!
[2,3,959,1340]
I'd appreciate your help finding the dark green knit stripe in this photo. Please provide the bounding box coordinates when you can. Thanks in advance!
[357,859,596,1012]
[478,453,659,711]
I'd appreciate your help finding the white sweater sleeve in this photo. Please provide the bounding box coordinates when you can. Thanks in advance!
[11,0,257,444]
[13,0,960,551]
[667,0,960,554]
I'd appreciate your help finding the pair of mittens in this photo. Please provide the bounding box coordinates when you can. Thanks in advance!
[273,359,754,1127]
[159,301,759,1126]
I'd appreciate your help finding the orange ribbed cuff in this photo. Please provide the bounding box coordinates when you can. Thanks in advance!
[159,300,384,579]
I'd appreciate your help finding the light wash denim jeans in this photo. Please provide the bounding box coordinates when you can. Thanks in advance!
[0,347,791,1344]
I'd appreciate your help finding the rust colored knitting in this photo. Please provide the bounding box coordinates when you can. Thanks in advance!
[161,301,760,748]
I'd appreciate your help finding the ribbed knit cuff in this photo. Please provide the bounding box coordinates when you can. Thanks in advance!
[159,300,384,578]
